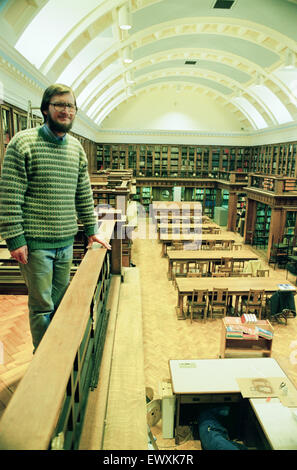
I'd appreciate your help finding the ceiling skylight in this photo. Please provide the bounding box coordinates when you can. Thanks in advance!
[249,85,293,125]
[57,31,114,87]
[232,96,268,129]
[15,0,103,69]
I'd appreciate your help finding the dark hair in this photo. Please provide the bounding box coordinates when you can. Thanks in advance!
[40,84,77,122]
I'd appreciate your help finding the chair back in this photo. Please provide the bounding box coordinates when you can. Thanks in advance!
[211,288,229,305]
[187,272,202,278]
[172,241,184,250]
[219,257,234,272]
[233,243,242,251]
[256,269,269,277]
[222,240,234,250]
[191,289,208,304]
[247,289,265,306]
[174,261,187,275]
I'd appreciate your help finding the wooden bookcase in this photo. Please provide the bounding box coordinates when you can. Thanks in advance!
[220,317,273,358]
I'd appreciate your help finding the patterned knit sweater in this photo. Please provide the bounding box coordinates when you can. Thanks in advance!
[0,125,97,251]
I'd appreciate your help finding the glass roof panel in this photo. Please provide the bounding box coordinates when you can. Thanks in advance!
[15,0,102,68]
[57,31,115,86]
[249,84,293,124]
[233,96,268,129]
[76,61,121,110]
[274,67,297,107]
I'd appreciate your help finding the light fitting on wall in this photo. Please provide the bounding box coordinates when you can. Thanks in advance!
[118,3,132,30]
[255,73,264,87]
[123,47,133,64]
[127,86,133,96]
[284,49,295,69]
[125,71,135,84]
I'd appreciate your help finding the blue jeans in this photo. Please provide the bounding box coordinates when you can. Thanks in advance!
[19,245,73,350]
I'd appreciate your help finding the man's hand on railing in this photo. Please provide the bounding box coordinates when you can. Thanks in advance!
[10,245,28,264]
[87,234,111,250]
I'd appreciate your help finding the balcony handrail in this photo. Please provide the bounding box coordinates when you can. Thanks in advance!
[0,220,115,450]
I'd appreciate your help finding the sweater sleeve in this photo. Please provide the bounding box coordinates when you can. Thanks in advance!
[0,137,28,250]
[75,149,97,236]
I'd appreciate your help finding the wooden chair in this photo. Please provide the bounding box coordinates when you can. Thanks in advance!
[209,288,229,319]
[241,289,265,319]
[187,289,209,323]
[214,241,223,250]
[188,261,208,276]
[221,240,234,250]
[217,257,234,274]
[233,243,243,251]
[172,241,184,250]
[202,240,216,250]
[172,261,188,288]
[256,269,269,277]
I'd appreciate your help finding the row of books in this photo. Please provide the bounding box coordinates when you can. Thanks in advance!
[226,325,273,340]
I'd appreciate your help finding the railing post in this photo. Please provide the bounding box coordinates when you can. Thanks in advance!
[111,220,123,275]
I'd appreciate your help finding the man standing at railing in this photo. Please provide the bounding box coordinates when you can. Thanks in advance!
[0,84,111,351]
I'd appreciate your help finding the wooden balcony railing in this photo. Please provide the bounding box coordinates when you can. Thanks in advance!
[0,220,118,450]
[248,173,297,195]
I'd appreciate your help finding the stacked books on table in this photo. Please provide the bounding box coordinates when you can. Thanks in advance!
[241,314,257,323]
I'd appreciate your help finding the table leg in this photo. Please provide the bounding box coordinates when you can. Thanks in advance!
[176,293,186,319]
[168,260,173,280]
[175,395,181,444]
[234,295,240,314]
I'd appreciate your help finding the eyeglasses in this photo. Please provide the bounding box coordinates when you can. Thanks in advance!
[49,102,77,112]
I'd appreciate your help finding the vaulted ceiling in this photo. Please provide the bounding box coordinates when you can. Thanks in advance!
[1,0,297,133]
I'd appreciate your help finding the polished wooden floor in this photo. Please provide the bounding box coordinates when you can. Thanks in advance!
[1,225,297,450]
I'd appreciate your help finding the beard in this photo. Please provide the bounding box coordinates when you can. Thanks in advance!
[47,112,73,134]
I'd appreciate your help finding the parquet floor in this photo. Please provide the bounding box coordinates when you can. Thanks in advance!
[0,295,32,418]
[0,224,297,450]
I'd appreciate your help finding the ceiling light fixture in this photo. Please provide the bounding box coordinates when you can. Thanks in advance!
[119,4,132,30]
[126,71,135,84]
[284,49,295,69]
[123,47,133,64]
[255,73,264,87]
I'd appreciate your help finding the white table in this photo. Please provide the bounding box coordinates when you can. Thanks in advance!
[169,358,297,449]
[250,398,297,450]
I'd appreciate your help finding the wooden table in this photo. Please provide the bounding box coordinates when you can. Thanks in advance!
[169,358,297,448]
[156,215,202,224]
[175,277,296,318]
[167,249,258,280]
[152,201,202,217]
[158,222,218,231]
[160,232,237,256]
[157,223,220,238]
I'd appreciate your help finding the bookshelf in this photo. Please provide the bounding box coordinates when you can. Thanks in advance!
[220,317,273,358]
[283,211,297,247]
[222,190,229,208]
[192,188,216,218]
[253,202,271,248]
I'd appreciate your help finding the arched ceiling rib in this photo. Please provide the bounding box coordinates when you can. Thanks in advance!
[0,0,297,132]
